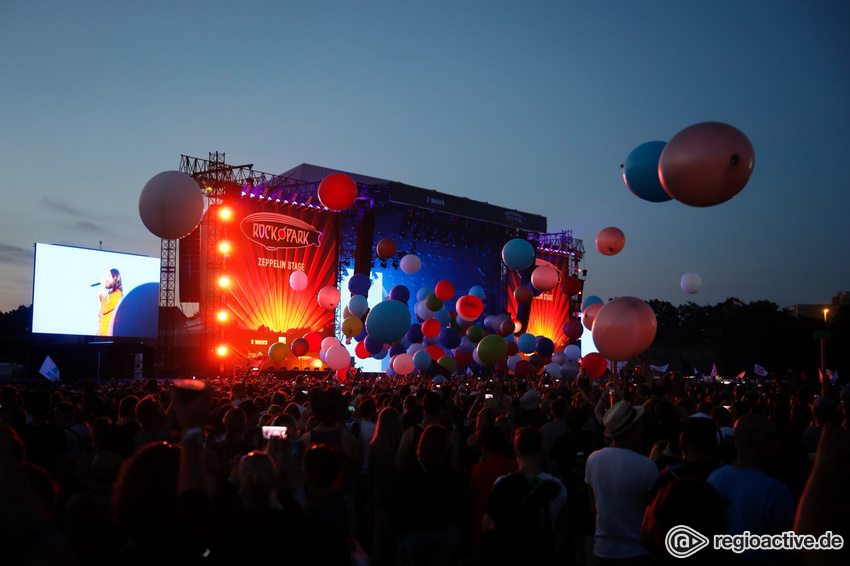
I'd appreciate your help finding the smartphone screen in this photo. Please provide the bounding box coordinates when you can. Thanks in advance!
[262,426,288,439]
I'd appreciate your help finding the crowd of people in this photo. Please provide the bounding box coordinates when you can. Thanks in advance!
[0,365,848,565]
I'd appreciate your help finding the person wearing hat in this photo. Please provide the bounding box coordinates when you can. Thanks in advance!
[585,400,658,564]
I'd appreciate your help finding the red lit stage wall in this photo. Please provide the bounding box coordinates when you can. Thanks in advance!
[223,201,339,358]
[506,254,573,351]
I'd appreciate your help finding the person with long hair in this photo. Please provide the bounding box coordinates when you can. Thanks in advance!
[368,407,403,566]
[97,268,122,336]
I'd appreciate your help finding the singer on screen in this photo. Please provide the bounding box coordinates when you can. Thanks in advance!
[97,268,123,336]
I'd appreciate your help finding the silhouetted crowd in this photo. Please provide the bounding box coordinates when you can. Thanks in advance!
[1,367,848,566]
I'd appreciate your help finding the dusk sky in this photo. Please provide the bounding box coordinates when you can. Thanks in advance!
[2,2,849,315]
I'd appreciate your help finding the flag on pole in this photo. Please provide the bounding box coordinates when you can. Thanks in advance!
[693,366,704,379]
[736,370,746,380]
[827,369,839,385]
[649,364,669,373]
[754,364,769,377]
[710,363,718,378]
[39,356,60,382]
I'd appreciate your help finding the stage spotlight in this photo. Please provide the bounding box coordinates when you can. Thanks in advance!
[217,309,229,322]
[380,259,387,268]
[218,240,231,254]
[392,259,399,269]
[218,275,230,288]
[219,207,233,221]
[216,344,228,356]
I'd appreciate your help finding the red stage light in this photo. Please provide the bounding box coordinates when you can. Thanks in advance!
[218,275,230,288]
[219,207,233,220]
[218,240,231,254]
[217,310,229,322]
[216,345,228,356]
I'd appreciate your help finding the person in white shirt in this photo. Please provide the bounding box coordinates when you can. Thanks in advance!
[585,400,658,565]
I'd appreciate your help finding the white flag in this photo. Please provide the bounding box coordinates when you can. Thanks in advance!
[754,364,769,377]
[649,364,669,373]
[39,355,60,382]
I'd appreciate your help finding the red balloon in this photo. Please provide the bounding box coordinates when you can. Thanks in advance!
[659,122,755,207]
[317,173,358,211]
[290,338,310,357]
[506,341,519,356]
[454,350,473,369]
[376,238,397,259]
[421,318,441,338]
[591,296,657,361]
[564,319,584,340]
[581,352,607,379]
[456,295,484,320]
[514,285,533,305]
[530,265,559,292]
[354,341,369,359]
[514,360,533,376]
[581,302,603,330]
[595,227,625,256]
[434,280,455,301]
[560,275,582,296]
[425,344,445,361]
[499,319,516,336]
[304,331,322,352]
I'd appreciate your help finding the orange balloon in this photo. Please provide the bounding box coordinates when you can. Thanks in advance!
[591,296,657,361]
[581,302,603,330]
[595,227,625,256]
[659,122,755,207]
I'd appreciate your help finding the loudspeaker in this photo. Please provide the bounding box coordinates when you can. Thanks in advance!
[179,227,201,303]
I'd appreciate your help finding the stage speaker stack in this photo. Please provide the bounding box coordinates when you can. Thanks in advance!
[353,208,376,276]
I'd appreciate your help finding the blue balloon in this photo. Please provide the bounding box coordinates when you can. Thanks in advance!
[468,285,485,299]
[373,348,388,360]
[527,281,542,297]
[435,307,451,327]
[416,286,434,301]
[354,326,368,342]
[413,350,432,371]
[517,333,537,354]
[440,327,462,350]
[623,141,672,203]
[536,337,555,357]
[348,294,369,317]
[581,295,604,311]
[389,343,406,357]
[348,273,372,295]
[406,323,424,344]
[501,238,535,270]
[564,344,581,361]
[364,336,383,355]
[365,300,411,344]
[389,285,410,304]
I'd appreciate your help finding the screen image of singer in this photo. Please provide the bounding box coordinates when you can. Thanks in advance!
[32,243,161,338]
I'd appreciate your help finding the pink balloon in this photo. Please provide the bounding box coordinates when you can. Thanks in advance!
[591,296,657,361]
[530,265,559,292]
[289,270,308,292]
[325,344,352,371]
[581,302,603,330]
[659,122,755,207]
[317,286,341,310]
[393,353,415,375]
[595,227,625,256]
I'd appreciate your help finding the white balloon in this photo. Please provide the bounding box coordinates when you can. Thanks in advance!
[289,270,308,292]
[400,254,421,274]
[321,336,341,352]
[326,344,352,371]
[681,272,702,294]
[138,171,205,240]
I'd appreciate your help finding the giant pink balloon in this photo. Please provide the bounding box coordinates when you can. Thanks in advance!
[530,265,559,292]
[595,227,625,256]
[581,302,603,330]
[138,171,205,240]
[659,122,755,207]
[591,296,657,361]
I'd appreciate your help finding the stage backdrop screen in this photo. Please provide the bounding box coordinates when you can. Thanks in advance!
[32,243,161,338]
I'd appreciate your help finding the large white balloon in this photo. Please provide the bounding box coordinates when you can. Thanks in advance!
[681,272,702,294]
[400,254,421,274]
[138,171,205,240]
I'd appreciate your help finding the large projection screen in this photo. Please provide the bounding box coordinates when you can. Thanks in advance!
[32,243,161,338]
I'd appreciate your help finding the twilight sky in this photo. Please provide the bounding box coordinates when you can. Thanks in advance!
[1,1,849,314]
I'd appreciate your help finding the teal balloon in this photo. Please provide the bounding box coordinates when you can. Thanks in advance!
[417,286,434,301]
[581,295,604,310]
[516,333,537,354]
[413,350,432,371]
[501,238,535,270]
[348,294,369,317]
[476,334,508,366]
[468,285,485,299]
[623,141,672,203]
[365,300,411,344]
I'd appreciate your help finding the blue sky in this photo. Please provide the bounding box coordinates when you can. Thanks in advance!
[1,1,849,313]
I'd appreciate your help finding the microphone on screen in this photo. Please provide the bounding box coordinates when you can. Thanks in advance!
[90,282,102,287]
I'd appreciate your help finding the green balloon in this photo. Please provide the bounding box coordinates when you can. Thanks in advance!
[425,293,443,312]
[466,325,486,343]
[476,334,507,365]
[438,356,456,372]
